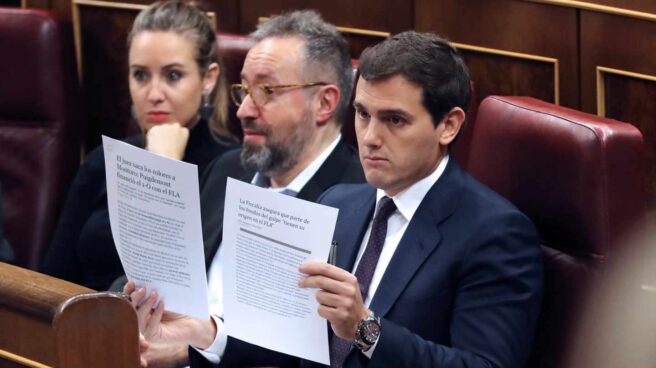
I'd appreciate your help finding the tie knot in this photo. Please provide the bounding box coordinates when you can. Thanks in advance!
[374,196,397,222]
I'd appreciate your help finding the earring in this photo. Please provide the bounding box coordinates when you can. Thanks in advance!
[199,90,214,121]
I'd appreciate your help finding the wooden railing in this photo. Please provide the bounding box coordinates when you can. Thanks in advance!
[0,262,140,367]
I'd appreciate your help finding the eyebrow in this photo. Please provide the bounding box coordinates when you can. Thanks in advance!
[353,101,413,119]
[240,72,278,84]
[129,62,186,69]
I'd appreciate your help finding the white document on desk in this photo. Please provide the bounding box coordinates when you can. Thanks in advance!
[102,135,209,320]
[223,177,337,365]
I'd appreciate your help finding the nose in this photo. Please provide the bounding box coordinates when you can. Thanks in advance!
[359,119,383,148]
[236,93,260,120]
[146,77,165,104]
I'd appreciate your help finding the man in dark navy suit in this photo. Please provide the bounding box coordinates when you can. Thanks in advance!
[131,30,543,368]
[296,31,544,368]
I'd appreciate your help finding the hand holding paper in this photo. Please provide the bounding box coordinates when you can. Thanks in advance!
[221,178,338,365]
[103,135,209,319]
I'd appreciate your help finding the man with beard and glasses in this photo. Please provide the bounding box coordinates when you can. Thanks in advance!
[123,9,365,368]
[131,31,543,368]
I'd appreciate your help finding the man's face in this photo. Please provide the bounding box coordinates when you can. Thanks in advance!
[354,75,446,196]
[237,36,316,176]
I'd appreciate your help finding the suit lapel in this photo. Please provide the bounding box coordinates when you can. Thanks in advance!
[334,187,376,272]
[369,159,464,317]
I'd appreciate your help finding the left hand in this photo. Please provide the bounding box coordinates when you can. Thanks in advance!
[298,261,369,340]
[123,281,216,350]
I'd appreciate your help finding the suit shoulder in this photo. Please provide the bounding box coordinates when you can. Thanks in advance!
[455,172,539,245]
[213,147,243,172]
[201,147,251,185]
[319,183,373,206]
[459,171,525,216]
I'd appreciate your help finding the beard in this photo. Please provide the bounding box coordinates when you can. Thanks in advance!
[240,110,314,177]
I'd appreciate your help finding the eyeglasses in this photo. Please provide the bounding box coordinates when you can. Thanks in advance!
[230,82,327,107]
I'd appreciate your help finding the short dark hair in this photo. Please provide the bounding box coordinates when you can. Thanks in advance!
[252,10,353,125]
[359,31,470,127]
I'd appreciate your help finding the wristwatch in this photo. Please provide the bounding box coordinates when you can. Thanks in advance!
[353,310,381,352]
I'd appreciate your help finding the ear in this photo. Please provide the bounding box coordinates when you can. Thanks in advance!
[314,84,341,126]
[438,107,466,146]
[202,62,221,94]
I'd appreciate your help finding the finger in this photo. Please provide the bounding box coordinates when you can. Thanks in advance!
[299,261,353,282]
[316,304,349,323]
[138,333,149,368]
[123,280,136,294]
[145,300,165,338]
[130,287,147,309]
[300,275,356,296]
[136,291,158,332]
[138,333,150,352]
[315,289,346,308]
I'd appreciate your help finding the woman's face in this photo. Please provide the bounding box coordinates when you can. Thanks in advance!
[128,31,217,132]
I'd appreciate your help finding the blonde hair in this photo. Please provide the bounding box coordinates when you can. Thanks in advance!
[128,0,237,140]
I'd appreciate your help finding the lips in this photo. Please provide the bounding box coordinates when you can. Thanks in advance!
[242,128,266,136]
[146,112,170,123]
[362,155,389,167]
[242,128,268,145]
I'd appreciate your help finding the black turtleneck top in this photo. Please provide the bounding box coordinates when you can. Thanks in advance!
[42,119,236,290]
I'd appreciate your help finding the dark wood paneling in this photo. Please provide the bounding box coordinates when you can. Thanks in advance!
[22,1,240,32]
[579,11,656,112]
[461,50,557,104]
[196,0,241,33]
[340,32,388,60]
[239,0,411,54]
[579,11,656,205]
[602,73,656,205]
[584,0,656,13]
[77,4,138,150]
[415,0,578,109]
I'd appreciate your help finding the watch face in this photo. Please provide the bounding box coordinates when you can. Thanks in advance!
[362,320,381,344]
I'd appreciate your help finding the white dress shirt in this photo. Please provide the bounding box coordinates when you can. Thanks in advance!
[197,135,341,363]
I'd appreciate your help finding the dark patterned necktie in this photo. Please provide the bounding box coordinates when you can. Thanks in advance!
[329,196,397,368]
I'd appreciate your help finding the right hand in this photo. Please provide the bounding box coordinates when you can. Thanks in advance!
[145,123,189,160]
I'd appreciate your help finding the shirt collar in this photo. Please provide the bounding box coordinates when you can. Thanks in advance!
[376,154,449,222]
[251,134,342,193]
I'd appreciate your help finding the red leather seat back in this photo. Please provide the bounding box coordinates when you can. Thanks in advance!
[466,96,645,367]
[0,8,81,269]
